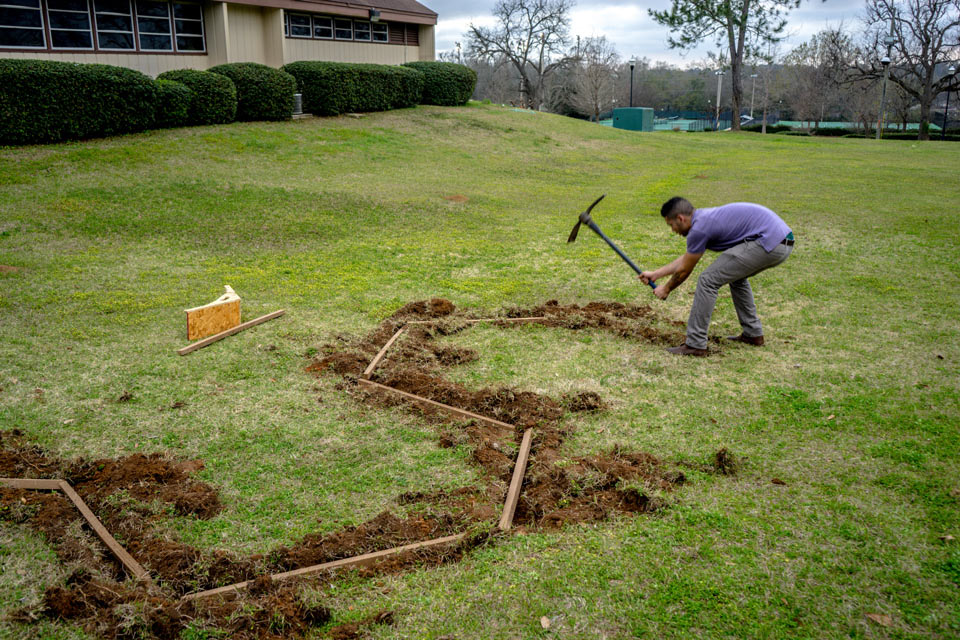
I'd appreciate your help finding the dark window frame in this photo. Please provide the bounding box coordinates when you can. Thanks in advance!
[0,0,203,53]
[0,0,47,49]
[47,0,93,50]
[281,11,418,47]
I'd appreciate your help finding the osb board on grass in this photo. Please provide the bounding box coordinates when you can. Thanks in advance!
[186,286,241,341]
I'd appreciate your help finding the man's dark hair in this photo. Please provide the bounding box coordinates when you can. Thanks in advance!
[661,197,694,220]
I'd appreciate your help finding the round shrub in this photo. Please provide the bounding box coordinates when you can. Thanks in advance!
[389,65,425,109]
[154,78,193,129]
[207,62,296,121]
[402,61,476,106]
[156,69,236,126]
[0,59,158,145]
[283,61,422,116]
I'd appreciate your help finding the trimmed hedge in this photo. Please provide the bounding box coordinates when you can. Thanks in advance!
[811,127,852,137]
[0,59,158,145]
[742,124,792,133]
[208,62,296,121]
[154,79,192,129]
[156,69,237,126]
[402,61,476,106]
[282,61,423,116]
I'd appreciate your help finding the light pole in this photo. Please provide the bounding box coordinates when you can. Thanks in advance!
[456,41,461,64]
[941,65,956,141]
[629,58,637,108]
[714,69,725,130]
[749,73,759,119]
[877,19,896,140]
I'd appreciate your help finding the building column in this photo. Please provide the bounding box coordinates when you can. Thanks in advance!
[261,7,287,68]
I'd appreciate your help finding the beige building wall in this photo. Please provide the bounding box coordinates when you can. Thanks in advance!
[418,24,434,61]
[283,40,422,65]
[1,2,436,74]
[224,3,266,63]
[0,51,207,76]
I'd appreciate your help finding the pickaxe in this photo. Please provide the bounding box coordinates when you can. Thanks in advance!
[567,194,657,290]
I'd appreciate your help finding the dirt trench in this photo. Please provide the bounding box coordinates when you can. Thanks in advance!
[2,298,693,639]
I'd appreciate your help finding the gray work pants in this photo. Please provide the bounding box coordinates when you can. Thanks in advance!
[685,239,793,349]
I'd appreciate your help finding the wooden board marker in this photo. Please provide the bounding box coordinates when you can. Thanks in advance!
[182,533,466,602]
[357,378,516,431]
[1,478,150,581]
[186,285,241,340]
[178,310,285,356]
[498,428,533,531]
[361,327,405,380]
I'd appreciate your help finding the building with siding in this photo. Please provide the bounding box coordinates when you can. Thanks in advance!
[0,0,436,76]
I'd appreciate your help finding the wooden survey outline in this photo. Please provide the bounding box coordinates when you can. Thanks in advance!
[0,478,151,581]
[405,316,547,325]
[181,533,466,602]
[178,310,285,356]
[357,379,517,431]
[360,326,405,380]
[498,428,533,531]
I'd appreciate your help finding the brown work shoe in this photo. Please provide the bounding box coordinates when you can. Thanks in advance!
[666,344,708,357]
[726,333,765,346]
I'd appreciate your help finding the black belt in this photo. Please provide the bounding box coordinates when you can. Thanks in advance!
[781,236,795,246]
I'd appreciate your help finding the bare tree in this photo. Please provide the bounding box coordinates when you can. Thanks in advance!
[568,36,620,120]
[467,0,576,109]
[856,0,960,139]
[783,29,851,128]
[649,0,807,130]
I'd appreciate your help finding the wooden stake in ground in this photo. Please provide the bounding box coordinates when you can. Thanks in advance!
[185,285,241,340]
[181,533,466,601]
[177,310,285,356]
[0,478,151,582]
[498,428,533,531]
[357,378,516,431]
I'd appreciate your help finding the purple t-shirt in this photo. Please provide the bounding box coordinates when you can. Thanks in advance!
[686,203,792,254]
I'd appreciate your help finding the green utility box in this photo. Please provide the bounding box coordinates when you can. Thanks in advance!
[612,107,654,132]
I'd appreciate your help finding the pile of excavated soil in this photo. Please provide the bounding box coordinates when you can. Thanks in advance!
[3,298,698,639]
[308,299,690,530]
[0,429,476,639]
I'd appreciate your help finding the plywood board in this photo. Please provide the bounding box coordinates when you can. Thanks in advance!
[186,285,241,340]
[178,310,285,356]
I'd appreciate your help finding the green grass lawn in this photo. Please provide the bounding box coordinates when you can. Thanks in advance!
[1,103,958,639]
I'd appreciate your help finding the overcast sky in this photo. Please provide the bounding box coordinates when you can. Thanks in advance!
[428,0,867,66]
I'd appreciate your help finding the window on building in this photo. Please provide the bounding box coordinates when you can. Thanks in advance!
[333,17,350,39]
[0,0,46,48]
[281,12,420,47]
[46,0,91,48]
[312,15,331,39]
[288,11,309,38]
[94,0,133,49]
[353,19,370,41]
[135,0,170,50]
[172,1,202,50]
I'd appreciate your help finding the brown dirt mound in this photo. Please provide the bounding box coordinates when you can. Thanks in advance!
[0,430,484,639]
[308,299,689,530]
[3,298,695,639]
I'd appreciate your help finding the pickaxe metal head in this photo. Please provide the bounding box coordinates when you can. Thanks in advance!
[567,194,605,243]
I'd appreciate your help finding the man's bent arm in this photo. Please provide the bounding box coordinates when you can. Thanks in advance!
[664,252,702,292]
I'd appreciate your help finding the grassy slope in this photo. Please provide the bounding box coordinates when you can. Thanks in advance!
[0,104,958,639]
